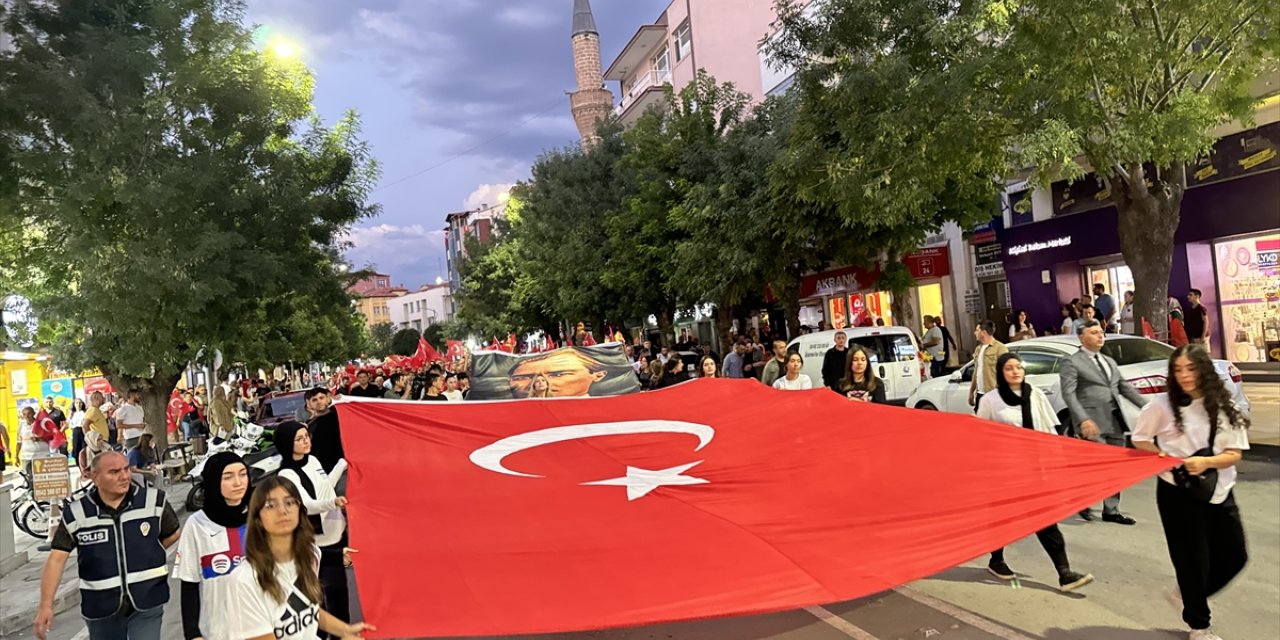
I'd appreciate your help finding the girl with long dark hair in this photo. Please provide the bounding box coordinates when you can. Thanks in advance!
[1008,309,1035,342]
[698,355,721,378]
[272,422,351,638]
[228,476,371,639]
[1133,345,1250,640]
[653,356,686,389]
[174,453,251,640]
[835,346,886,403]
[977,353,1093,591]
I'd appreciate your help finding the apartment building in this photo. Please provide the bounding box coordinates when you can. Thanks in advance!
[389,284,452,332]
[348,273,407,329]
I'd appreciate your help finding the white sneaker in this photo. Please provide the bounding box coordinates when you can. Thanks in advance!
[1189,629,1222,640]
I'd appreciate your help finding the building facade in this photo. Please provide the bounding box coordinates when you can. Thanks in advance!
[388,284,452,333]
[444,205,502,316]
[603,0,777,127]
[348,273,407,329]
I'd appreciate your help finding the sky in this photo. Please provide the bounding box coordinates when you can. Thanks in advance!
[244,0,671,289]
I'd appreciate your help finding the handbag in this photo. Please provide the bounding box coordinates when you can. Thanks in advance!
[1160,417,1219,503]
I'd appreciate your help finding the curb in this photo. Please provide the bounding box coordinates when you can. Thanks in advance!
[0,486,191,638]
[1243,442,1280,463]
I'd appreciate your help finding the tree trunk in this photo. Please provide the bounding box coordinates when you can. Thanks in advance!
[890,287,916,332]
[714,303,735,355]
[103,369,183,452]
[1110,164,1184,343]
[655,297,678,348]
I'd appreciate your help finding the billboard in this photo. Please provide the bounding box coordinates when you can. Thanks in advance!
[468,344,641,401]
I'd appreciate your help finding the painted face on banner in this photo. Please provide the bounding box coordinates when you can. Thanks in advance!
[508,352,607,399]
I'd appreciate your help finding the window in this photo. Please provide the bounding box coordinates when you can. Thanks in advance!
[674,21,692,62]
[1101,339,1174,366]
[652,46,670,76]
[1009,348,1061,375]
[376,278,388,288]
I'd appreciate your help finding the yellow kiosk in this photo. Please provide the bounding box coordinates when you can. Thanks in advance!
[1,351,52,458]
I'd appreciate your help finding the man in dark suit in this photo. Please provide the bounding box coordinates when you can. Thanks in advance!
[1060,319,1148,524]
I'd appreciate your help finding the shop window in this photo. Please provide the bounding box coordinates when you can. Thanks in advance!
[829,296,848,329]
[1215,233,1280,363]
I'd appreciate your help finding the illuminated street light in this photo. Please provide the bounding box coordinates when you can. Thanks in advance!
[269,38,298,58]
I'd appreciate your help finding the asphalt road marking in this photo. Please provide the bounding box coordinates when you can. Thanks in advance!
[894,586,1038,640]
[804,606,881,639]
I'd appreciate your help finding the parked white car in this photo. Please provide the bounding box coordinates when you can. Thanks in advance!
[788,327,926,403]
[905,335,1251,433]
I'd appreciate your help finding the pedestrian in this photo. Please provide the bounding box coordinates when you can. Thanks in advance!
[174,452,251,640]
[936,315,959,371]
[822,331,849,390]
[1132,345,1250,640]
[69,398,87,463]
[722,340,748,379]
[1008,309,1036,342]
[921,317,947,379]
[0,419,10,473]
[1060,304,1079,336]
[227,475,372,640]
[304,388,345,476]
[836,346,887,403]
[382,373,413,400]
[443,375,465,401]
[1074,305,1097,335]
[968,320,1009,411]
[653,357,687,390]
[1093,283,1118,332]
[1060,318,1148,524]
[760,340,790,388]
[127,433,161,487]
[17,406,61,476]
[1120,291,1136,335]
[116,389,147,449]
[34,451,181,640]
[420,372,447,401]
[208,385,235,439]
[977,353,1095,592]
[1184,289,1211,346]
[346,370,382,398]
[456,372,471,399]
[79,430,109,474]
[772,352,813,390]
[273,422,352,636]
[527,375,552,398]
[698,355,721,378]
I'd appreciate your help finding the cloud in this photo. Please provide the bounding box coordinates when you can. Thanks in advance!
[462,183,515,211]
[342,223,448,287]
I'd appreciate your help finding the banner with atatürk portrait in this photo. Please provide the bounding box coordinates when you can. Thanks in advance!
[467,344,640,400]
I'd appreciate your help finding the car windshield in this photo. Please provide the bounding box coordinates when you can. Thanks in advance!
[1102,339,1175,366]
[262,394,305,419]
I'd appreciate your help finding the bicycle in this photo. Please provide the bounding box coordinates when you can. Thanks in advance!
[8,466,90,540]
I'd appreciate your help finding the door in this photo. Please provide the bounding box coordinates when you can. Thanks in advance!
[982,280,1011,338]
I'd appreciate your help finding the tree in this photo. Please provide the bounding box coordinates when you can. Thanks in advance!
[1003,0,1280,335]
[390,327,420,357]
[452,214,554,339]
[367,323,395,358]
[0,0,378,449]
[609,72,751,345]
[769,0,1012,331]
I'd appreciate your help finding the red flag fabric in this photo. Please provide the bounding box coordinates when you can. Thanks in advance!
[337,380,1176,638]
[582,331,597,346]
[32,409,67,450]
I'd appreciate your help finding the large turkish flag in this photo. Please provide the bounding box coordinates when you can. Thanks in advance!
[337,379,1175,638]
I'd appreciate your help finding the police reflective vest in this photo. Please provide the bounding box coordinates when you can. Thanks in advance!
[62,484,170,620]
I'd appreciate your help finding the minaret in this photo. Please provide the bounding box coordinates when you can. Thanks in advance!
[569,0,614,146]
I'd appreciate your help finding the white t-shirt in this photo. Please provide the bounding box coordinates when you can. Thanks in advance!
[923,326,945,359]
[17,420,52,460]
[115,403,146,440]
[443,390,464,402]
[772,374,813,391]
[974,344,992,394]
[1061,317,1074,335]
[977,388,1060,435]
[172,511,247,640]
[228,556,321,640]
[1008,323,1034,339]
[277,458,346,548]
[1132,396,1249,504]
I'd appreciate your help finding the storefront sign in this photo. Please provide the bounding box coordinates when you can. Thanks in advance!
[1007,236,1072,257]
[799,265,878,299]
[976,242,1003,265]
[975,262,1005,279]
[903,247,951,279]
[32,456,71,501]
[1008,189,1035,226]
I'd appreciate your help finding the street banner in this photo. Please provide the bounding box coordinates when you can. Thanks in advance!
[337,380,1176,638]
[466,343,640,400]
[39,377,75,413]
[31,456,71,501]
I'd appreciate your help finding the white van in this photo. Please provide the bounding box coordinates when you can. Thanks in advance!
[787,327,926,403]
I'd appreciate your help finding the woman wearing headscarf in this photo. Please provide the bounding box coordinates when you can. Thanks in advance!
[976,352,1094,592]
[273,421,351,637]
[173,453,251,640]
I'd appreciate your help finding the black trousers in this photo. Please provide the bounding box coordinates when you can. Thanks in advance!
[71,428,85,467]
[990,524,1070,574]
[1157,481,1248,631]
[318,548,350,639]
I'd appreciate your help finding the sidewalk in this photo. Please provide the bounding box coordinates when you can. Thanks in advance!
[0,481,192,637]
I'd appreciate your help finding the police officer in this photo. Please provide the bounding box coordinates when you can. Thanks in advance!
[34,450,181,640]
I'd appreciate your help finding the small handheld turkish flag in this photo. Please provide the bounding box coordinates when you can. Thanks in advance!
[338,380,1175,638]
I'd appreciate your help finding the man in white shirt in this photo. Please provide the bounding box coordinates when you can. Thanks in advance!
[114,390,147,448]
[922,316,946,378]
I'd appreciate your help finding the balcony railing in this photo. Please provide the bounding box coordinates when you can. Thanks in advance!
[616,68,671,115]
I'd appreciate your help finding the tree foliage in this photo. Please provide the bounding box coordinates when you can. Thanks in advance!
[0,0,378,446]
[389,327,420,357]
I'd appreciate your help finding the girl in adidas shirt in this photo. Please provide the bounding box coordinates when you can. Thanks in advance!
[173,453,251,640]
[229,475,372,640]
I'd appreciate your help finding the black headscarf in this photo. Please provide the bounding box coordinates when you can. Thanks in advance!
[273,420,316,497]
[995,352,1035,430]
[201,452,250,529]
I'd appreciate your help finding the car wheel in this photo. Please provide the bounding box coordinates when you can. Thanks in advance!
[915,401,938,411]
